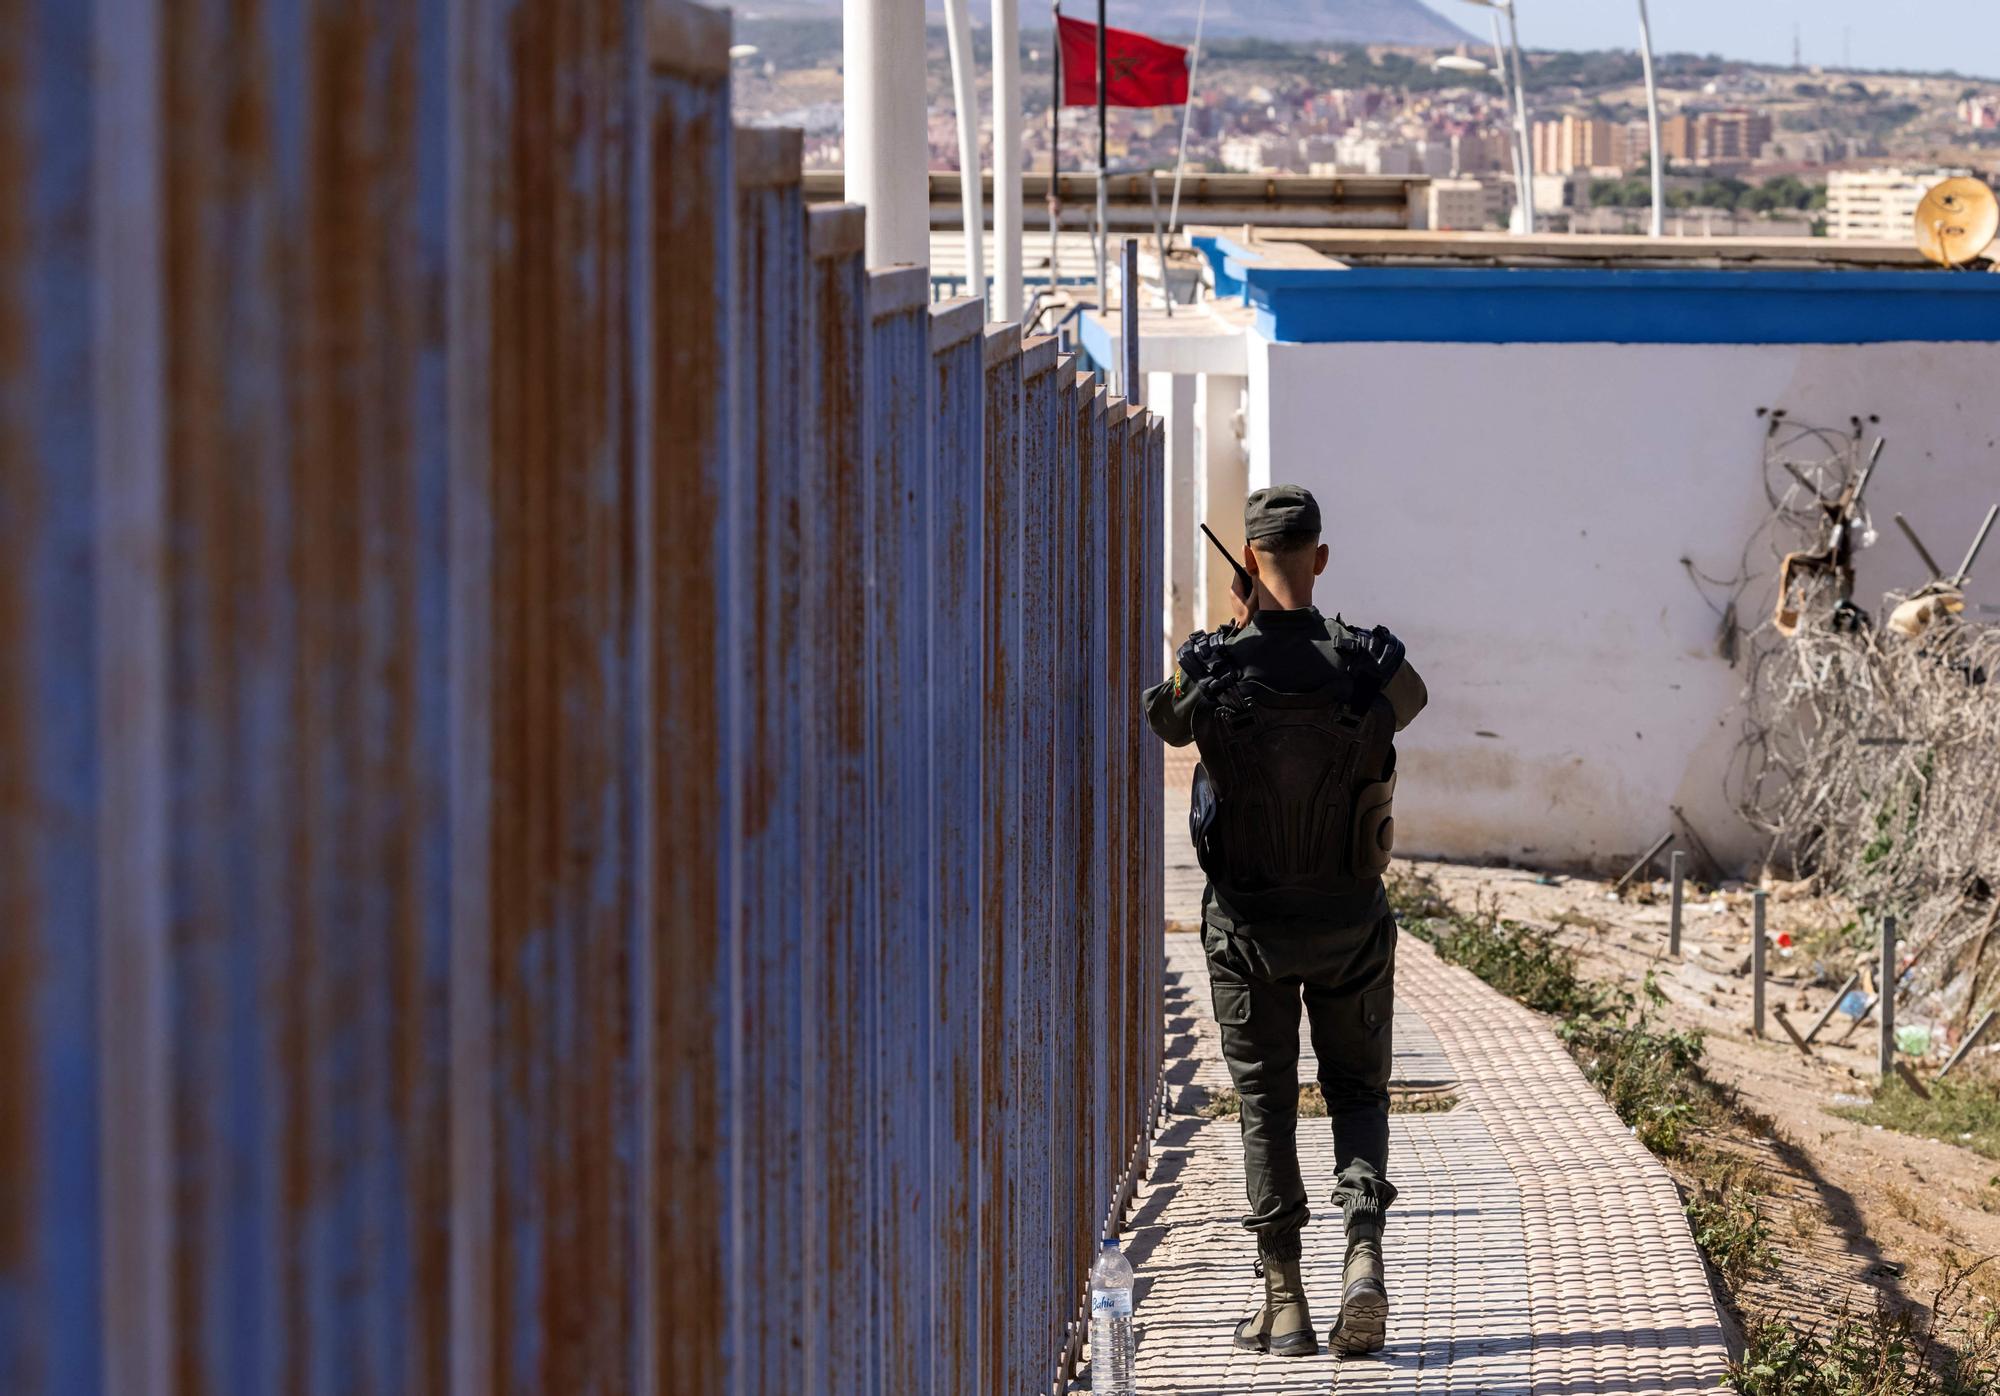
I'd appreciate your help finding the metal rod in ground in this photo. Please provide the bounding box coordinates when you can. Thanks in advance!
[1668,850,1685,955]
[1804,970,1862,1044]
[1613,831,1675,893]
[1937,1008,1999,1081]
[1771,1004,1814,1057]
[1835,992,1879,1046]
[1752,889,1767,1039]
[1879,914,1898,1078]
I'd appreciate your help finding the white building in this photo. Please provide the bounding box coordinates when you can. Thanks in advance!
[1331,134,1414,176]
[1825,167,1971,241]
[1088,233,2000,871]
[1219,136,1300,174]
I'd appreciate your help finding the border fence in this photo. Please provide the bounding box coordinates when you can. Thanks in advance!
[2,2,1165,1392]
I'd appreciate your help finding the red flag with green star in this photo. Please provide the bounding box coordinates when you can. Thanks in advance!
[1057,15,1190,108]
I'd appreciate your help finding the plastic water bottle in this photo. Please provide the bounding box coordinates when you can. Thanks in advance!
[1089,1237,1137,1394]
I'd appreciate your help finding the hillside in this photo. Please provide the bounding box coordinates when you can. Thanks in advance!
[765,0,1476,47]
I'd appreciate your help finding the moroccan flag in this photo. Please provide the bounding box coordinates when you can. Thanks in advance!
[1057,15,1189,108]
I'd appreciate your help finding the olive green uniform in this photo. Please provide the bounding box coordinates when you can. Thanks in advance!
[1144,605,1427,1258]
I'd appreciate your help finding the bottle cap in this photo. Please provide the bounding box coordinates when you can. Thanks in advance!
[1101,1237,1117,1251]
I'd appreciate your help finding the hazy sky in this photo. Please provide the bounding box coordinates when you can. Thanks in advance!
[1422,0,1998,80]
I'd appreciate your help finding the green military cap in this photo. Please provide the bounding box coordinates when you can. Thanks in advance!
[1244,485,1321,542]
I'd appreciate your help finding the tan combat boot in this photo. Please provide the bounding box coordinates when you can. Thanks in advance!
[1232,1251,1319,1358]
[1327,1225,1389,1355]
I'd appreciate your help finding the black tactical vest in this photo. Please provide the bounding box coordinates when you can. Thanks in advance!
[1180,618,1400,926]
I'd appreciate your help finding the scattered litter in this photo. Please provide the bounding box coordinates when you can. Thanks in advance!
[1896,1025,1934,1056]
[1839,991,1870,1018]
[1831,1093,1870,1106]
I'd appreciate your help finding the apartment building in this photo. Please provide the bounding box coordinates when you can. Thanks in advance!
[1655,109,1773,166]
[1532,113,1615,175]
[1700,109,1772,162]
[1826,166,1972,240]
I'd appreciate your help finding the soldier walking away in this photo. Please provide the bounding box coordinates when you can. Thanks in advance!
[1142,485,1428,1359]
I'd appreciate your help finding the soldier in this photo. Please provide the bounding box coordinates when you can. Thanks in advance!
[1142,485,1427,1359]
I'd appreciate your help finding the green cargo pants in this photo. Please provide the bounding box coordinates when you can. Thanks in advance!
[1202,908,1400,1258]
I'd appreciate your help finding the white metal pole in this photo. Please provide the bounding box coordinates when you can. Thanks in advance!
[994,0,1024,321]
[943,0,986,303]
[845,0,931,266]
[1504,3,1535,233]
[1636,0,1665,237]
[1484,11,1527,234]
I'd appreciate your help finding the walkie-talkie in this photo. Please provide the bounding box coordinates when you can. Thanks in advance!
[1200,523,1253,599]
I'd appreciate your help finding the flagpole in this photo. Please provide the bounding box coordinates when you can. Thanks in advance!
[1050,0,1062,313]
[1166,0,1208,237]
[1095,0,1108,324]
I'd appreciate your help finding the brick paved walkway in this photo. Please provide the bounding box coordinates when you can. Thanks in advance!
[1091,778,1731,1393]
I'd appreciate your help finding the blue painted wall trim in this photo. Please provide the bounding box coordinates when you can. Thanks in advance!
[1190,235,1244,302]
[1206,235,2000,345]
[1076,309,1114,380]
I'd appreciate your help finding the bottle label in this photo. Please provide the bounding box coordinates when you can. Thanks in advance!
[1091,1289,1134,1319]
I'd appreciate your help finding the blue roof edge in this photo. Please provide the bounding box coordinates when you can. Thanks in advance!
[1233,261,2000,346]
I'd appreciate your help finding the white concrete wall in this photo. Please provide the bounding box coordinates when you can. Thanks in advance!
[1240,335,2000,872]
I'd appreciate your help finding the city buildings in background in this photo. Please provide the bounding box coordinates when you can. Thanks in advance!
[1826,166,1976,239]
[732,22,1999,238]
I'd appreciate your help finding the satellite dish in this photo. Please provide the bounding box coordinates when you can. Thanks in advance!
[1914,176,1999,268]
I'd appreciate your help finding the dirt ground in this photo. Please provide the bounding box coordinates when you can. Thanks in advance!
[1408,857,2000,1338]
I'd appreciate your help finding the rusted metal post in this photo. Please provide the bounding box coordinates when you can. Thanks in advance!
[929,295,986,1393]
[799,201,872,1396]
[1880,915,1899,1079]
[979,323,1025,1396]
[1668,850,1685,956]
[734,125,808,1395]
[1019,335,1063,1387]
[867,264,935,1391]
[1752,889,1767,1039]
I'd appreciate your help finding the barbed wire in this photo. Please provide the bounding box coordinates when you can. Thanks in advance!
[1723,414,2000,1022]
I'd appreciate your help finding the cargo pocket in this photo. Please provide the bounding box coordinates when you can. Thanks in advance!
[1352,772,1397,879]
[1210,980,1252,1029]
[1360,984,1393,1035]
[1360,983,1395,1087]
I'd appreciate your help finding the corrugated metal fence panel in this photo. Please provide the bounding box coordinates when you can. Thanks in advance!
[4,1,1172,1387]
[927,296,985,1396]
[978,326,1024,1396]
[478,1,648,1390]
[799,203,872,1396]
[650,9,736,1394]
[732,127,806,1396]
[162,3,455,1391]
[1149,419,1169,1117]
[2,5,109,1390]
[866,265,933,1394]
[1080,377,1112,1246]
[1124,403,1149,1169]
[1107,401,1135,1195]
[1018,337,1063,1394]
[1052,354,1085,1383]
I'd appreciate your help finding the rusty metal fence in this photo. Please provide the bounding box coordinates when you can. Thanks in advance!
[2,2,1164,1393]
